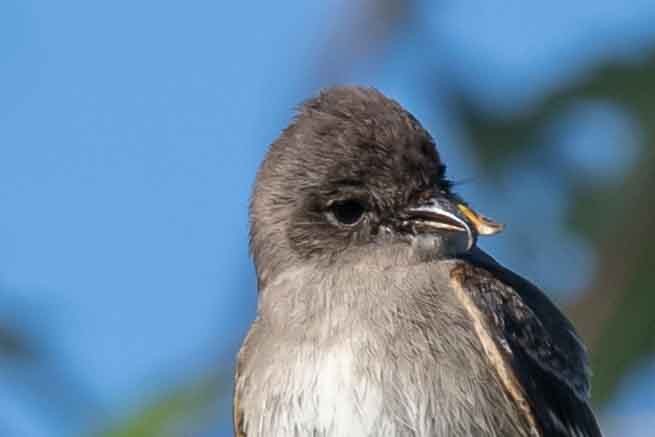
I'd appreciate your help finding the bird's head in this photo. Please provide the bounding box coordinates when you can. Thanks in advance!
[250,86,502,287]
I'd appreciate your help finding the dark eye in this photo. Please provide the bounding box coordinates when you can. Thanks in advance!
[329,200,366,226]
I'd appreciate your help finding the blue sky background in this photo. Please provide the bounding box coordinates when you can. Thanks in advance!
[1,1,654,435]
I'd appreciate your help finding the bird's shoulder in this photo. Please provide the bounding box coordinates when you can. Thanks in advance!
[450,247,602,437]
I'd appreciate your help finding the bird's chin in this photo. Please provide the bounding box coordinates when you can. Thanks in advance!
[411,231,473,260]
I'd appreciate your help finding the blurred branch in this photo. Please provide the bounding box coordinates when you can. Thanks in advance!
[313,0,416,85]
[0,290,104,431]
[0,323,36,361]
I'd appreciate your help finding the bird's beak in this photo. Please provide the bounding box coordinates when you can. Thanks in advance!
[405,197,503,251]
[456,203,504,236]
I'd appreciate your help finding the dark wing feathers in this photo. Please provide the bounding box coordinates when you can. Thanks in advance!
[458,247,602,437]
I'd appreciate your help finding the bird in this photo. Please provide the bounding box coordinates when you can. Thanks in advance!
[233,86,602,437]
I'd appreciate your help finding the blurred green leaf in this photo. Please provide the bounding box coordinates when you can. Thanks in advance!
[98,370,231,437]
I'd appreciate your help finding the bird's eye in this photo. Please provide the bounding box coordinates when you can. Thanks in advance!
[328,200,366,226]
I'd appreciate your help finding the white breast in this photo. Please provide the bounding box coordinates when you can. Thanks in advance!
[242,341,384,437]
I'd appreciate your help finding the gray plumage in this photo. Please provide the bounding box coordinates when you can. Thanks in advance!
[234,86,601,437]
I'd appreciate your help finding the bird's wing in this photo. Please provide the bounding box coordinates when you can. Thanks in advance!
[233,327,254,437]
[453,247,602,437]
[233,384,246,437]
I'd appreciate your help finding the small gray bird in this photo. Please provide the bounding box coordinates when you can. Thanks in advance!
[234,86,602,437]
